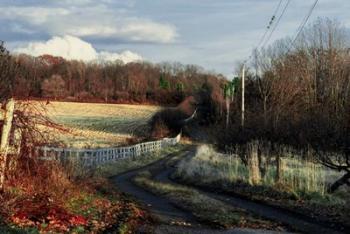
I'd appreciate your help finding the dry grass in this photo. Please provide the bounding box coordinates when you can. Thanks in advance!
[33,101,161,148]
[175,145,346,203]
[173,145,350,227]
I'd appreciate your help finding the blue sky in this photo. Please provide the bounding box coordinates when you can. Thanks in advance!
[1,0,349,77]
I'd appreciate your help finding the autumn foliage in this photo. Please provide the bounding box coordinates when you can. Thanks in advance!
[9,54,226,106]
[1,162,148,233]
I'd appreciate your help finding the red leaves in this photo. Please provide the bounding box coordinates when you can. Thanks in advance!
[12,211,27,220]
[11,211,34,227]
[133,206,146,218]
[2,178,149,233]
[69,215,87,226]
[92,197,111,209]
[9,194,88,232]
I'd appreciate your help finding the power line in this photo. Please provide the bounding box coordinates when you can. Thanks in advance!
[288,0,319,52]
[240,0,319,127]
[261,0,292,49]
[241,1,287,127]
[244,0,285,64]
[256,0,284,49]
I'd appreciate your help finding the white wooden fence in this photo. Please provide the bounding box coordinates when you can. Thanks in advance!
[39,133,181,168]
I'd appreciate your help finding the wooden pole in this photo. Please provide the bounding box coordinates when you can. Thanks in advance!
[226,96,230,129]
[0,98,15,192]
[241,64,245,128]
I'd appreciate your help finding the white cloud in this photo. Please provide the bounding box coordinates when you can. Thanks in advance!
[1,7,70,24]
[14,35,143,64]
[0,4,177,43]
[118,21,177,43]
[98,50,142,64]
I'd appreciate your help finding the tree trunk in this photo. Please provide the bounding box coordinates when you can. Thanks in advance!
[258,144,267,178]
[263,96,267,128]
[275,154,283,183]
[225,97,230,129]
[328,172,350,193]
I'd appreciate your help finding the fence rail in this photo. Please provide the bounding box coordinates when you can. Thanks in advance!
[40,133,181,168]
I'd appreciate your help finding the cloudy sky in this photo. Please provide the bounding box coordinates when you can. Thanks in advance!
[1,0,349,77]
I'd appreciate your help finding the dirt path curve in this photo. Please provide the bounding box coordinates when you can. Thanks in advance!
[154,148,345,234]
[112,146,283,233]
[112,146,344,234]
[112,148,198,226]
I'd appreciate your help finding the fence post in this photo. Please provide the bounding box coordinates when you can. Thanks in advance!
[0,99,15,192]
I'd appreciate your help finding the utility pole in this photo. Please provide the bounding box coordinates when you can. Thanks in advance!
[241,63,245,128]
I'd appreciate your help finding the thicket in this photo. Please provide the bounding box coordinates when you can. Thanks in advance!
[218,18,350,192]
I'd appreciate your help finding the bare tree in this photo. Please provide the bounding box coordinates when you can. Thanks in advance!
[41,74,67,100]
[224,18,350,192]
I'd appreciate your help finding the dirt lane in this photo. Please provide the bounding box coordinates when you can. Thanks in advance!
[155,149,345,234]
[112,147,284,233]
[112,146,344,234]
[157,166,344,234]
[111,149,199,226]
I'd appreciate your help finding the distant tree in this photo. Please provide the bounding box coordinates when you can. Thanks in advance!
[41,74,67,100]
[223,77,239,128]
[0,41,18,101]
[176,82,185,93]
[8,51,225,105]
[159,74,170,90]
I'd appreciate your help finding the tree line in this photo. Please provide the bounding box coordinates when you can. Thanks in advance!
[5,52,225,105]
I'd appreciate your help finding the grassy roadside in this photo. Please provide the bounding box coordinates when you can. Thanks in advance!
[133,171,287,231]
[173,145,350,228]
